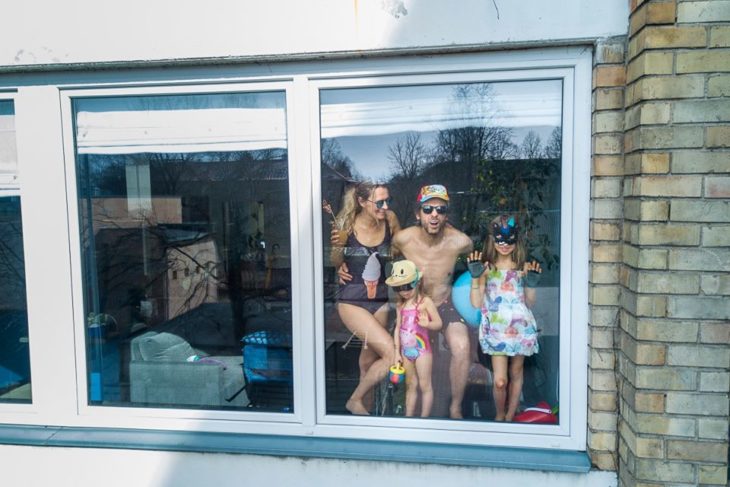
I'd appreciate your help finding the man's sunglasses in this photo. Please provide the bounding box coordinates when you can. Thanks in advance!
[369,197,392,209]
[393,283,415,292]
[421,205,448,215]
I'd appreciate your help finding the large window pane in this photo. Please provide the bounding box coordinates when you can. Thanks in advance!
[321,81,562,422]
[74,92,293,412]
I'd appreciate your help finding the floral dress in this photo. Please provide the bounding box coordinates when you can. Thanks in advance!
[479,268,539,356]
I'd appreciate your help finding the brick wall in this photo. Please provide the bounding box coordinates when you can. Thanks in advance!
[616,0,730,485]
[589,36,627,471]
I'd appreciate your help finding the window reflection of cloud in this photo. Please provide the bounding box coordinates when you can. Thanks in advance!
[321,81,562,138]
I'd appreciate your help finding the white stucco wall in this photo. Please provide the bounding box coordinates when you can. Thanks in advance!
[2,445,617,487]
[1,0,627,68]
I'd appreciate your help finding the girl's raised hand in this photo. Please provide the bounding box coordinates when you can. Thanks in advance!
[523,260,542,288]
[467,250,486,278]
[523,260,542,274]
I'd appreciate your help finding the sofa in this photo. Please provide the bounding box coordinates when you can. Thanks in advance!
[128,303,248,408]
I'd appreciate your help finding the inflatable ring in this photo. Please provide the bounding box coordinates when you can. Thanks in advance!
[451,270,481,327]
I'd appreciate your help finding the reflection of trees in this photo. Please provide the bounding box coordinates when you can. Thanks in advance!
[520,131,542,160]
[320,139,359,223]
[79,148,291,340]
[321,138,357,181]
[376,83,561,268]
[0,203,27,310]
[388,132,428,179]
[387,132,429,220]
[543,126,562,160]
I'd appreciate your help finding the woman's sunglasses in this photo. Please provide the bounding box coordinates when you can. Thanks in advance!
[421,205,448,215]
[393,283,415,292]
[369,197,392,209]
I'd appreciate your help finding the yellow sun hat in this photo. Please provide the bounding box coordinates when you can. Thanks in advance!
[385,260,420,287]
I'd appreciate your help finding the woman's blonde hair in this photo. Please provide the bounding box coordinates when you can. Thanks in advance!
[481,214,527,268]
[336,181,388,234]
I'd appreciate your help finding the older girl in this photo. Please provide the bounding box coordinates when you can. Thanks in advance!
[467,215,541,421]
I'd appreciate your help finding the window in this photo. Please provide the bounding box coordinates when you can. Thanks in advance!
[39,50,590,451]
[71,92,293,412]
[0,100,31,403]
[320,80,563,421]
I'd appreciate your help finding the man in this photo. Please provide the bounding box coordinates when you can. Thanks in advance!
[339,184,473,418]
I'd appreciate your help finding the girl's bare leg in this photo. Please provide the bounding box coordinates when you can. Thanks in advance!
[505,356,525,421]
[338,303,394,415]
[491,355,509,421]
[414,353,434,417]
[402,359,418,417]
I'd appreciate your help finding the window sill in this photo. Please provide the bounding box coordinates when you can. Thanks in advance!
[0,424,591,473]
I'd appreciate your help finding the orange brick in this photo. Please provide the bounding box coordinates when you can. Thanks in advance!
[595,65,627,88]
[647,1,676,25]
[644,26,707,49]
[593,155,625,176]
[630,1,677,36]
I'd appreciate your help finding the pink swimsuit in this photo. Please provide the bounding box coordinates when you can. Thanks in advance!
[399,300,431,361]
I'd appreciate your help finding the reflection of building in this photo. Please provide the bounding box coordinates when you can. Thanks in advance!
[82,157,293,335]
[165,234,219,320]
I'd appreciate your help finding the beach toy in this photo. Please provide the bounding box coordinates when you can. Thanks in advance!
[451,271,481,327]
[513,401,559,424]
[389,362,405,384]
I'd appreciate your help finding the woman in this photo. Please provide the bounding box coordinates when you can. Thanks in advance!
[331,181,401,415]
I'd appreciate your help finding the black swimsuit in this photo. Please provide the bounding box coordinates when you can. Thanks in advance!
[337,219,391,314]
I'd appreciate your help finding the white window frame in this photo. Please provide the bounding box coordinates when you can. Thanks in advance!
[0,48,590,451]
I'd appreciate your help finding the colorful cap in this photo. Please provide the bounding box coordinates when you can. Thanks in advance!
[385,260,420,287]
[416,184,449,204]
[492,215,519,245]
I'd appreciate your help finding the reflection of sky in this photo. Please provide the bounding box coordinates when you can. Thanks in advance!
[337,126,556,181]
[321,80,562,180]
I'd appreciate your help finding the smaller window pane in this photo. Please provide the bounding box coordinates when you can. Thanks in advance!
[0,194,31,403]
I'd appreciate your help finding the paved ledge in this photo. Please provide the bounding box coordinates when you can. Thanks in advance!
[0,424,591,473]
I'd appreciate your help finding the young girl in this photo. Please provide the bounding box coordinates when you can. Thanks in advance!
[385,260,442,418]
[467,215,541,422]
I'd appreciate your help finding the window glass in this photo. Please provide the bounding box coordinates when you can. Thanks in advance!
[320,81,562,421]
[74,92,293,412]
[0,101,30,404]
[0,196,31,404]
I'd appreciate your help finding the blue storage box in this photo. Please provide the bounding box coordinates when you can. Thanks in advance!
[241,330,293,384]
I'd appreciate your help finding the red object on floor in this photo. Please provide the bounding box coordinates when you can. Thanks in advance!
[513,401,558,424]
